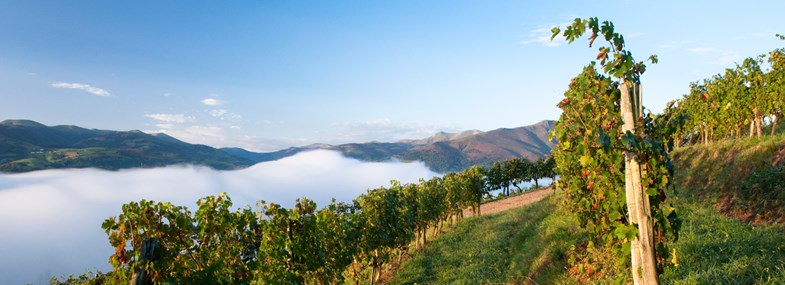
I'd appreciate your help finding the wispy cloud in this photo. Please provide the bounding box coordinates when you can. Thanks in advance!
[201,98,225,106]
[144,113,194,123]
[208,109,241,121]
[657,40,696,50]
[163,92,174,97]
[332,119,459,143]
[688,47,715,54]
[686,47,742,66]
[50,82,111,97]
[521,20,575,47]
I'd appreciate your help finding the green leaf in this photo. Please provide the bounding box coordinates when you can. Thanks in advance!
[550,27,561,41]
[579,155,594,166]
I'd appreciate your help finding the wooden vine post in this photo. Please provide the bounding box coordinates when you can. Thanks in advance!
[620,82,659,284]
[130,238,159,285]
[551,17,675,285]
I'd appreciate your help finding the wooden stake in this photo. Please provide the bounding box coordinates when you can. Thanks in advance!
[620,81,659,285]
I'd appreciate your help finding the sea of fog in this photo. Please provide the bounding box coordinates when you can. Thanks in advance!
[0,150,439,285]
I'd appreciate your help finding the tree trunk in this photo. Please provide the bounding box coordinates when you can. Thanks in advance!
[755,116,763,138]
[415,231,420,251]
[772,114,779,137]
[370,265,376,285]
[750,120,755,137]
[620,81,660,285]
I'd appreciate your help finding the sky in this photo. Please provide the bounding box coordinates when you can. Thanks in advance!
[0,150,439,284]
[1,1,783,151]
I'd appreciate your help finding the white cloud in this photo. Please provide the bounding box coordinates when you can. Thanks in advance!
[201,98,225,106]
[520,19,577,47]
[50,82,111,97]
[0,150,438,284]
[144,113,194,123]
[155,123,176,130]
[657,39,697,50]
[332,119,458,143]
[685,47,742,66]
[208,109,241,121]
[521,26,566,47]
[689,47,715,53]
[163,92,174,97]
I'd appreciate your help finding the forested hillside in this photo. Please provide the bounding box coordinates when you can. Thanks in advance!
[0,120,254,172]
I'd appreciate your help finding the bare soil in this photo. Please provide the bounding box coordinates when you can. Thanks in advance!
[465,187,555,217]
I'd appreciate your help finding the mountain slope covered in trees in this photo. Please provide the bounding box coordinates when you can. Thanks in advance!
[0,120,254,172]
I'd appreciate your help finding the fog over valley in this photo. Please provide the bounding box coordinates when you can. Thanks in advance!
[0,150,438,284]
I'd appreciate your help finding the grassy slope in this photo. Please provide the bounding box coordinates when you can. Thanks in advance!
[388,194,586,285]
[388,135,785,284]
[671,134,785,224]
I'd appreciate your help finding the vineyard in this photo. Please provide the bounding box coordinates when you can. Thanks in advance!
[51,157,555,285]
[664,34,785,146]
[48,18,785,285]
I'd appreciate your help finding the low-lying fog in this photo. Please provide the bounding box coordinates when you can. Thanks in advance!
[0,150,438,285]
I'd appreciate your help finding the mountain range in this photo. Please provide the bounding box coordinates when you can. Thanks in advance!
[0,119,556,173]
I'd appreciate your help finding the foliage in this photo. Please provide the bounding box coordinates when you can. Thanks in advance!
[550,17,680,275]
[483,156,556,196]
[101,193,262,284]
[83,159,526,284]
[667,42,784,145]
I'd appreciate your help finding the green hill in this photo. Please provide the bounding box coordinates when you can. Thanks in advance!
[387,135,785,284]
[0,120,253,172]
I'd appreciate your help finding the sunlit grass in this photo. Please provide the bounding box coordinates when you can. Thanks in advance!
[387,194,587,284]
[662,203,785,284]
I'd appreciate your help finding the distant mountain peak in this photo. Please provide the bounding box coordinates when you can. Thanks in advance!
[0,119,48,128]
[230,120,557,173]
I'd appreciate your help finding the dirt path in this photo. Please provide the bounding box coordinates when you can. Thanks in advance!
[465,187,554,217]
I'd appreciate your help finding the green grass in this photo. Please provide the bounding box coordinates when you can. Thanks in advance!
[388,194,587,285]
[671,134,785,224]
[387,195,785,285]
[662,202,785,284]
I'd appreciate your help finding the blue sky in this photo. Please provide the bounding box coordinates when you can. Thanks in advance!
[1,1,783,151]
